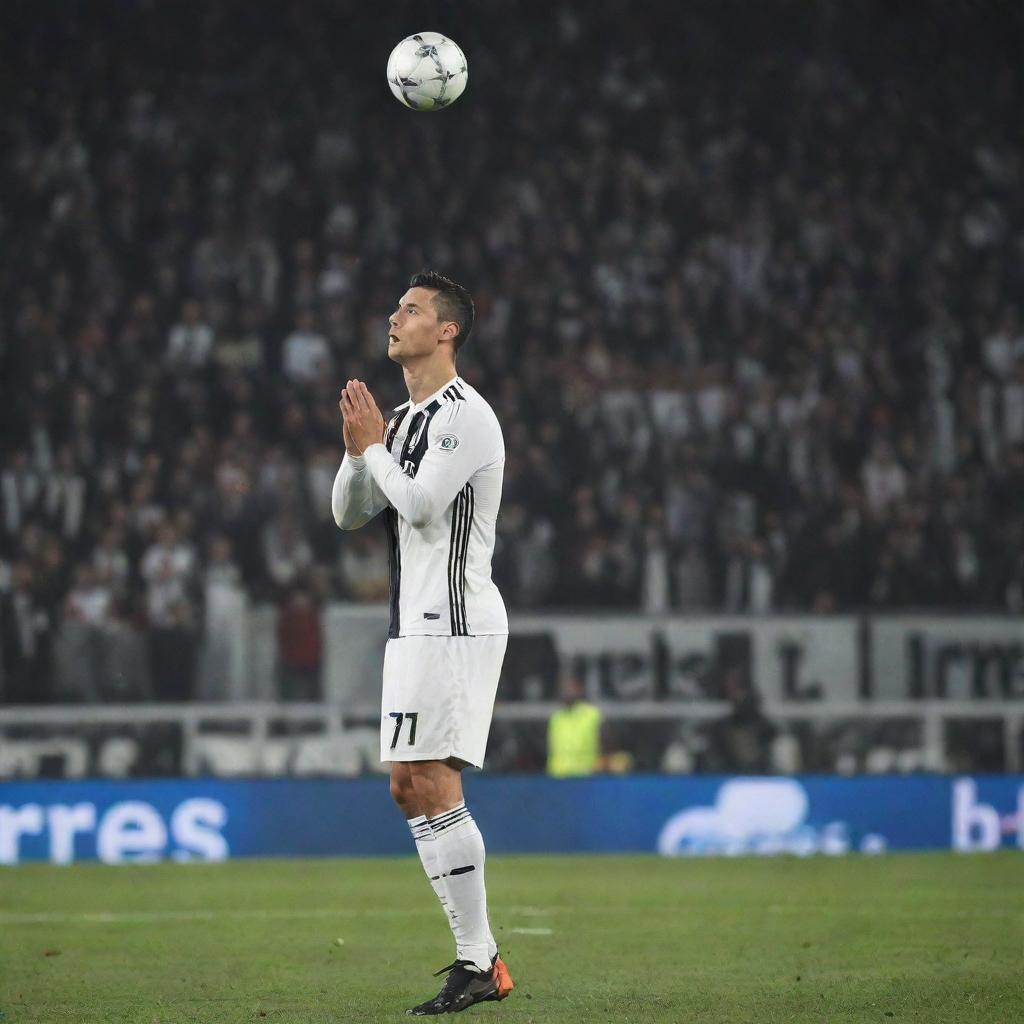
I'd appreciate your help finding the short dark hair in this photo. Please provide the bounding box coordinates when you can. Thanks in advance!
[409,270,474,351]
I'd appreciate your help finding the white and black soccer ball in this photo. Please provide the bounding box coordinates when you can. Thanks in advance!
[387,32,468,111]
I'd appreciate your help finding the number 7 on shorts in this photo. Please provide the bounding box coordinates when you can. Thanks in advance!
[388,711,419,749]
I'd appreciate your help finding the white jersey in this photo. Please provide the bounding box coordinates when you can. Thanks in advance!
[332,376,508,638]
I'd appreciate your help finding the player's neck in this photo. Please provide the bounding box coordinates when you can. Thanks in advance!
[403,360,458,406]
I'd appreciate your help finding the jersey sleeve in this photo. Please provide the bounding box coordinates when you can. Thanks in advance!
[331,453,390,530]
[362,402,501,528]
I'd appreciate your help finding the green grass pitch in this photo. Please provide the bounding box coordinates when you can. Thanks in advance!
[1,853,1021,1023]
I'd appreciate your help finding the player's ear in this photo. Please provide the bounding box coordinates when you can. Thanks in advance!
[439,320,460,346]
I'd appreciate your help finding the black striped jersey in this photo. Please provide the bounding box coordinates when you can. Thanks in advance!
[332,376,508,639]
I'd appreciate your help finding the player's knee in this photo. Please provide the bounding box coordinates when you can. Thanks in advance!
[406,760,436,790]
[389,773,416,812]
[406,763,434,798]
[388,775,406,804]
[407,759,463,813]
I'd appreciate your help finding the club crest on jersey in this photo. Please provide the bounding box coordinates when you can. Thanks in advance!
[437,434,460,452]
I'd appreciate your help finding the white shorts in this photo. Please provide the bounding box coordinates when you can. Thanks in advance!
[380,634,508,768]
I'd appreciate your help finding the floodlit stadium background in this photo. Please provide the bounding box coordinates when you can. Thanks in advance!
[1,0,1023,864]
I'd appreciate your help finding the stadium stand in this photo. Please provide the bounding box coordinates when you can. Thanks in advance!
[1,0,1021,724]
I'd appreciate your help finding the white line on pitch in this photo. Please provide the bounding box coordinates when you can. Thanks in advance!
[0,908,405,925]
[0,904,558,926]
[509,927,553,935]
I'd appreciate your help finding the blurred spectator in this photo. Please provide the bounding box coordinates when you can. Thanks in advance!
[166,300,215,370]
[277,586,323,701]
[704,668,777,774]
[547,676,606,778]
[861,442,908,516]
[54,564,112,701]
[92,528,131,595]
[640,510,671,613]
[0,0,1021,702]
[102,600,153,702]
[63,565,112,627]
[675,544,711,611]
[140,523,198,700]
[200,535,248,700]
[282,311,331,385]
[262,511,314,595]
[0,562,52,703]
[338,531,390,602]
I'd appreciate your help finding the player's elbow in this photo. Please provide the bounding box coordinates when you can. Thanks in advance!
[333,505,365,530]
[336,516,367,531]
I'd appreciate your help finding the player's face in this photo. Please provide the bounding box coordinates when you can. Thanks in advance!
[387,287,446,363]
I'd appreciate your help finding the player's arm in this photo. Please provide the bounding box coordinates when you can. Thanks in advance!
[340,379,492,527]
[343,380,498,527]
[364,402,495,527]
[332,388,390,530]
[331,453,390,530]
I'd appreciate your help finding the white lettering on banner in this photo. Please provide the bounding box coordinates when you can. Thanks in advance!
[951,778,1024,851]
[170,798,229,862]
[0,799,230,864]
[48,803,97,864]
[657,779,888,857]
[97,802,168,863]
[0,804,44,864]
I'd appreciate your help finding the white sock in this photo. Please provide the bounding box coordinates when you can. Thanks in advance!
[428,801,497,972]
[408,815,451,922]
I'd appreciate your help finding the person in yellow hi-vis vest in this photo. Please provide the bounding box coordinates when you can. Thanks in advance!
[546,675,607,777]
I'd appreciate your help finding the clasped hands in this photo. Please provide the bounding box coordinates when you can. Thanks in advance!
[339,379,386,456]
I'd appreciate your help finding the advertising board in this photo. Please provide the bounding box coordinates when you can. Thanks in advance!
[323,608,1024,705]
[2,775,1021,864]
[870,617,1024,700]
[323,606,864,705]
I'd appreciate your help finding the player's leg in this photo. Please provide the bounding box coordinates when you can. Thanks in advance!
[388,635,513,1013]
[406,756,512,1015]
[389,760,420,817]
[408,757,497,973]
[411,634,509,984]
[390,760,451,921]
[405,755,463,816]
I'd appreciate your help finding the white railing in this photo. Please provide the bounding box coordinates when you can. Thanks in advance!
[1,700,1021,775]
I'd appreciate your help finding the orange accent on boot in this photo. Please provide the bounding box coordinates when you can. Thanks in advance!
[493,955,515,1000]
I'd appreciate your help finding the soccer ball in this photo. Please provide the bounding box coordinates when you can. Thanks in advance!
[387,32,468,111]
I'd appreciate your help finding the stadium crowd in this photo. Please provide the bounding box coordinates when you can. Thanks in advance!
[1,1,1021,702]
